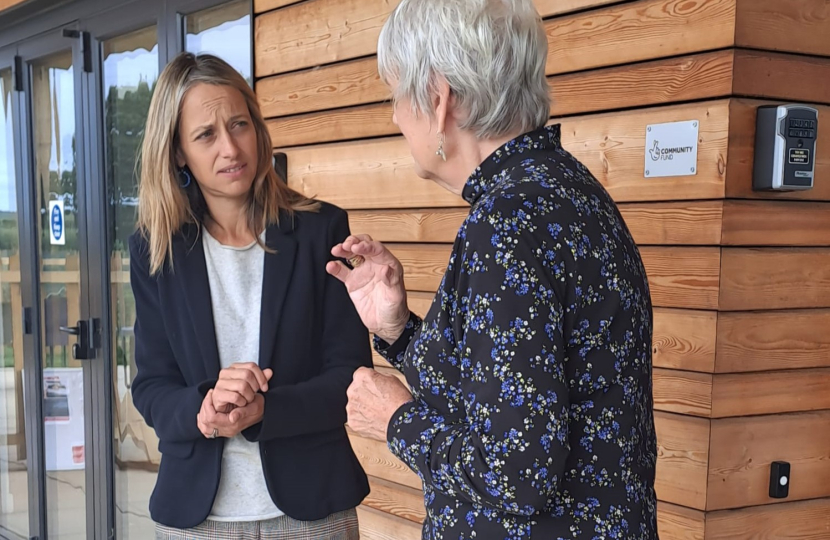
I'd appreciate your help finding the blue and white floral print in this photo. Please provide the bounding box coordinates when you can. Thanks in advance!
[376,125,659,539]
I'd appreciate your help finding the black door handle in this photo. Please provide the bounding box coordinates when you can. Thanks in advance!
[58,319,98,360]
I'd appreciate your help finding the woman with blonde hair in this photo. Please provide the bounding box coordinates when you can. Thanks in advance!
[129,52,370,539]
[333,0,659,538]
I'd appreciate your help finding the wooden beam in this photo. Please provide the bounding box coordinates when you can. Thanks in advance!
[707,411,830,510]
[545,0,736,76]
[284,100,730,208]
[725,100,830,201]
[653,308,717,373]
[357,506,422,540]
[348,430,422,490]
[653,368,713,417]
[639,247,721,310]
[550,50,734,117]
[657,502,705,540]
[254,0,304,13]
[268,102,396,147]
[255,0,399,77]
[257,56,387,118]
[705,498,830,539]
[655,411,711,510]
[364,476,426,523]
[721,200,830,247]
[719,248,830,310]
[710,368,830,417]
[733,49,830,105]
[535,0,630,18]
[716,310,830,372]
[735,0,830,58]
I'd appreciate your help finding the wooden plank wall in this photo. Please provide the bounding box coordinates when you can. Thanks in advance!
[253,0,830,538]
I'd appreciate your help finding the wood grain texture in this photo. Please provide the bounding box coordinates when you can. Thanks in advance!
[555,100,729,203]
[348,430,422,490]
[551,50,734,117]
[735,0,830,57]
[655,411,711,510]
[255,0,398,77]
[721,200,830,247]
[545,0,736,75]
[653,368,713,417]
[716,310,830,372]
[719,248,830,311]
[726,100,830,201]
[254,0,304,13]
[657,502,705,540]
[364,477,426,523]
[357,506,422,540]
[534,0,628,18]
[257,57,387,118]
[619,202,723,246]
[733,49,830,105]
[639,247,721,310]
[348,209,467,243]
[707,411,830,510]
[705,498,830,540]
[653,308,717,373]
[268,102,396,147]
[284,137,465,209]
[711,368,830,417]
[282,101,729,207]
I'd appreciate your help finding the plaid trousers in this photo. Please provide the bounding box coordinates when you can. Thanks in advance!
[155,509,359,540]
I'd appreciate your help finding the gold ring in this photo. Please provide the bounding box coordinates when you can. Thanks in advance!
[348,255,365,268]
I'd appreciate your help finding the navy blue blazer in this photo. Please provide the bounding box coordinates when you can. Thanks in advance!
[128,202,372,529]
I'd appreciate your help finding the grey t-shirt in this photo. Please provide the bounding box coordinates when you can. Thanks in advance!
[202,227,283,522]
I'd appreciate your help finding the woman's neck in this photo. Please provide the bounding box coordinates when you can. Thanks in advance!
[203,197,255,247]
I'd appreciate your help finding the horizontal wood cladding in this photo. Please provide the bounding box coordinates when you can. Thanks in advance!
[284,100,730,207]
[719,248,830,311]
[735,0,830,58]
[720,200,830,247]
[386,243,721,310]
[732,49,830,105]
[707,411,830,510]
[356,505,421,540]
[726,100,830,201]
[254,0,736,78]
[716,310,830,372]
[705,498,830,539]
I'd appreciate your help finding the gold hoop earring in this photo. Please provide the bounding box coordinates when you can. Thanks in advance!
[436,132,447,162]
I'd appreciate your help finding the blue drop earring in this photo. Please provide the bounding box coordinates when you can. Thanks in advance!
[178,166,193,188]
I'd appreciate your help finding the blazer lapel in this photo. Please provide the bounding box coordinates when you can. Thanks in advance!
[175,225,221,377]
[259,217,297,371]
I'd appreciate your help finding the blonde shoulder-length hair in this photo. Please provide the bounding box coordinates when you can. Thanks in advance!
[137,52,318,274]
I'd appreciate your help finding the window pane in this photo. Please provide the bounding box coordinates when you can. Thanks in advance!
[102,25,159,540]
[0,67,28,540]
[185,0,251,85]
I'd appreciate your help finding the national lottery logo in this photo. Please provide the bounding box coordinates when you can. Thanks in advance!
[649,141,694,162]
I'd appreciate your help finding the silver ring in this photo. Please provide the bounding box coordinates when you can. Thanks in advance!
[209,427,218,439]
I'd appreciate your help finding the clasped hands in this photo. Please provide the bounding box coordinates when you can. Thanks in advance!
[197,363,273,439]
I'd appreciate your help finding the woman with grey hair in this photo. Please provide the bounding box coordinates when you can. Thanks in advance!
[327,0,659,538]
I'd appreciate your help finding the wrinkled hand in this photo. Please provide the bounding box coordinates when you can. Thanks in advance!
[346,367,414,441]
[212,363,273,413]
[197,389,265,439]
[326,234,411,343]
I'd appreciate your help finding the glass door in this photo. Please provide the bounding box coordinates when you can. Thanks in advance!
[0,49,31,540]
[16,28,95,540]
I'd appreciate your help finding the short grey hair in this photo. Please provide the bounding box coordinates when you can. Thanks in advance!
[378,0,551,139]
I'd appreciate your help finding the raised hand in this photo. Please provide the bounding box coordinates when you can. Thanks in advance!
[326,234,411,343]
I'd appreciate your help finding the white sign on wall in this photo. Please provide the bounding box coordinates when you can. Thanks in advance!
[48,200,66,245]
[644,120,700,178]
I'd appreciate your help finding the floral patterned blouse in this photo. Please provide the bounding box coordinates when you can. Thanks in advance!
[375,124,659,539]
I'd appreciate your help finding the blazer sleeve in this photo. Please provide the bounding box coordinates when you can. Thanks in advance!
[243,208,373,442]
[129,233,214,443]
